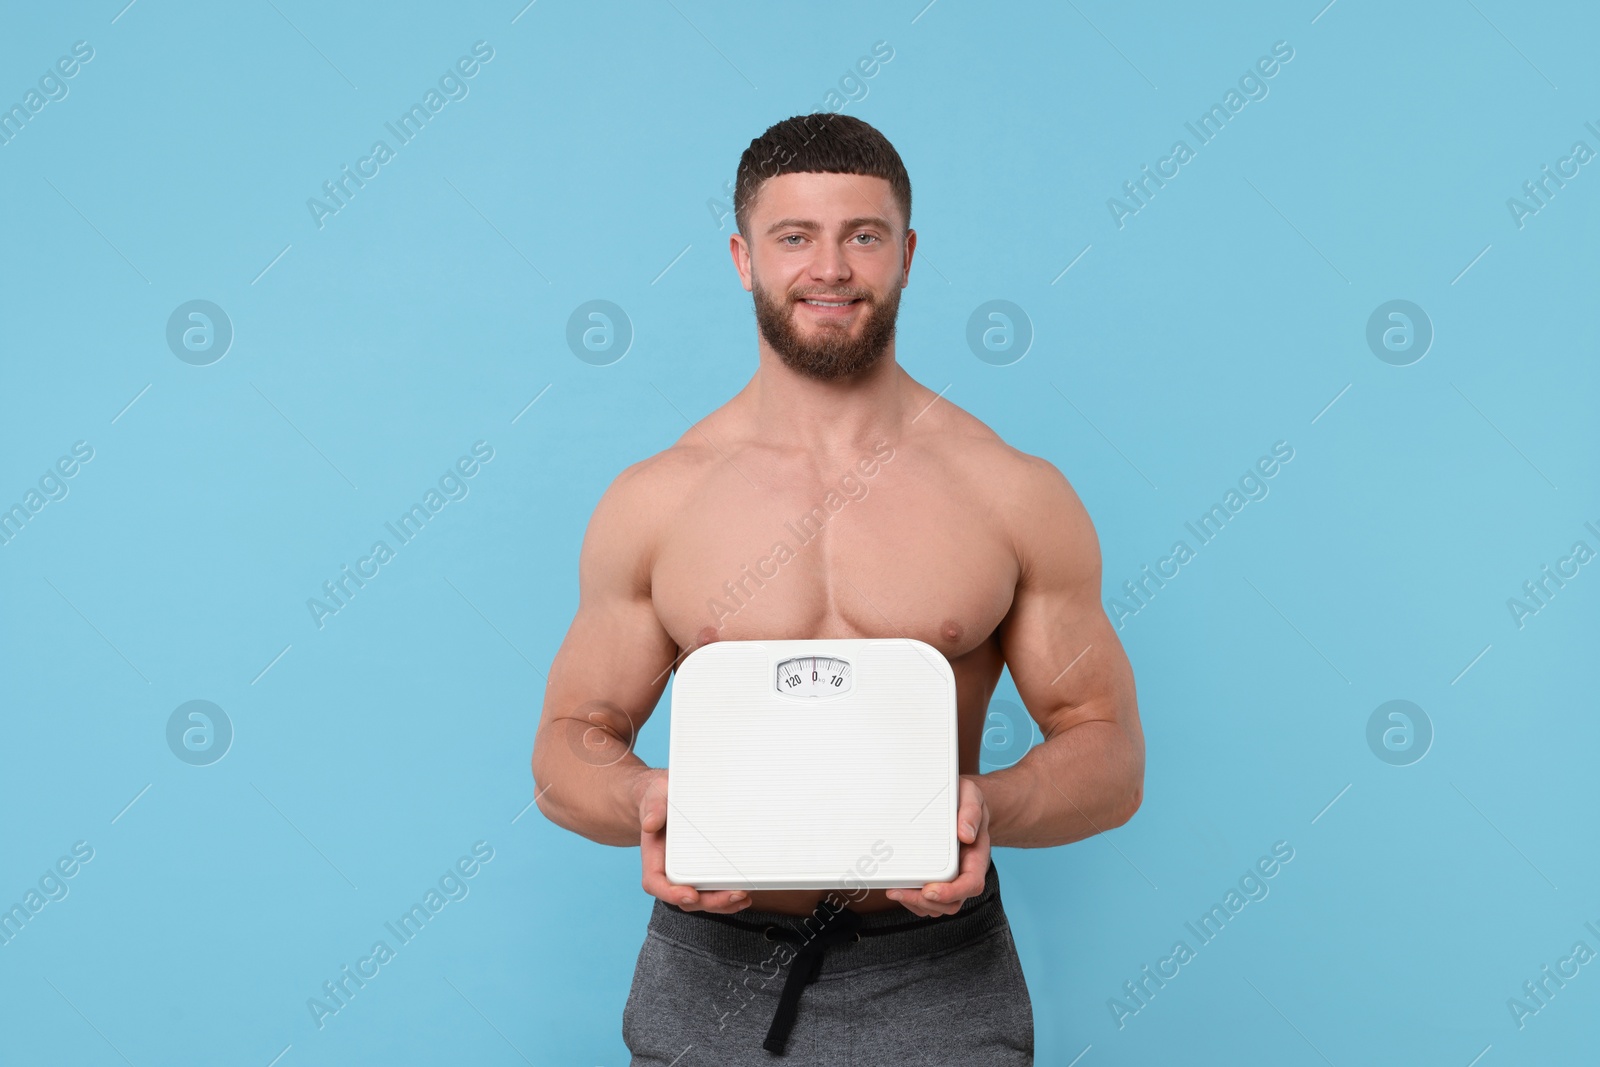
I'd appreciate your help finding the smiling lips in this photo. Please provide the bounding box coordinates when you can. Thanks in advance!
[798,295,863,316]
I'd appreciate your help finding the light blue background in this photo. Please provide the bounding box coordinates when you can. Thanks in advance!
[2,1,1596,1064]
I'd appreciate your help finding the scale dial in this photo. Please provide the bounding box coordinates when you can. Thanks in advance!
[775,655,853,698]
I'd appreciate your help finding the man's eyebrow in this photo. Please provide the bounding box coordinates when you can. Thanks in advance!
[764,216,894,236]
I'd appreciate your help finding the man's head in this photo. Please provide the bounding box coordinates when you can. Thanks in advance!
[730,114,915,382]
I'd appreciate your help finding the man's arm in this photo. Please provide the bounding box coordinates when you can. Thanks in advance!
[895,452,1143,918]
[983,455,1144,849]
[531,459,672,844]
[530,456,750,913]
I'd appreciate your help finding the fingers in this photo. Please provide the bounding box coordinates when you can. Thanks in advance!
[895,818,993,917]
[679,889,752,914]
[641,824,733,909]
[637,771,750,913]
[638,779,688,905]
[887,886,963,917]
[640,845,752,914]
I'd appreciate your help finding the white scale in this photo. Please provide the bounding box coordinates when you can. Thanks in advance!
[665,637,959,891]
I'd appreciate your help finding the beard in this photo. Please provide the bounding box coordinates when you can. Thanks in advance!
[751,275,901,382]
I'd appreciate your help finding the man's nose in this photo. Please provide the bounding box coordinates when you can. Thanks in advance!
[809,241,851,283]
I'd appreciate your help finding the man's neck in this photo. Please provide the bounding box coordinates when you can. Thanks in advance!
[743,346,910,455]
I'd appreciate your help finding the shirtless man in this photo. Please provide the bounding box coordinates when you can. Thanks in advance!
[531,114,1143,1064]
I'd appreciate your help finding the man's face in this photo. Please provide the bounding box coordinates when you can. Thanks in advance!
[732,172,915,382]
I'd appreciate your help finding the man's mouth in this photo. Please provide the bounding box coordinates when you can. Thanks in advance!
[798,297,862,309]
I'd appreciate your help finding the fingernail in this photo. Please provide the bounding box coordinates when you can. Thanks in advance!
[961,822,975,836]
[681,895,694,904]
[923,889,938,900]
[730,892,745,901]
[886,891,900,901]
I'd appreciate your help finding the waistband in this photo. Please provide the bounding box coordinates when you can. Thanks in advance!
[646,859,1006,976]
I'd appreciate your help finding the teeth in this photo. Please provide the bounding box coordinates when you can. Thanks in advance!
[804,299,854,306]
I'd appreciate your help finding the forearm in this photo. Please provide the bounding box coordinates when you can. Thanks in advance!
[979,718,1143,849]
[532,717,654,847]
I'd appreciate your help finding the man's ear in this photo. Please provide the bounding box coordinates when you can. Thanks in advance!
[730,232,753,292]
[901,227,917,286]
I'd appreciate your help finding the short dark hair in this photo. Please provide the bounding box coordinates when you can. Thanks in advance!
[734,113,912,237]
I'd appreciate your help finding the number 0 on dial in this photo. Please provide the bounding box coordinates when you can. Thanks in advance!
[775,655,853,698]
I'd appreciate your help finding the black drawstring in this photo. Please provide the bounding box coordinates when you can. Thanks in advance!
[693,902,968,1055]
[758,905,860,1053]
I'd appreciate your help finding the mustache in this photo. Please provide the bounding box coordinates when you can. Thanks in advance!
[792,289,873,301]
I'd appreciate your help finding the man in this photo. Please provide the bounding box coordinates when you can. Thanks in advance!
[531,114,1144,1063]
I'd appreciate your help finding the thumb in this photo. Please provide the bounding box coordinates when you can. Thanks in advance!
[639,777,667,832]
[957,779,982,840]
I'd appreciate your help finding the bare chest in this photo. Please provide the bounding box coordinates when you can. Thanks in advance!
[650,455,1017,663]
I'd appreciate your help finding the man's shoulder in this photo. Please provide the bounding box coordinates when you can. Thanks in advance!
[591,437,723,539]
[922,399,1074,498]
[581,441,723,592]
[608,436,723,499]
[920,398,1095,565]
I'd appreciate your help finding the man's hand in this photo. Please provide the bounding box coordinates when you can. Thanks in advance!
[887,774,991,917]
[636,768,753,914]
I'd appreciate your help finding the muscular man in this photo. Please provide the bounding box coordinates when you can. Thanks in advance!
[532,114,1144,1064]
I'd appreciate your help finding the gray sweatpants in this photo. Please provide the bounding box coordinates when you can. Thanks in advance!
[622,860,1033,1064]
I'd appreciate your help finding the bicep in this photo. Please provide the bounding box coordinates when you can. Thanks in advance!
[997,461,1139,743]
[536,469,681,753]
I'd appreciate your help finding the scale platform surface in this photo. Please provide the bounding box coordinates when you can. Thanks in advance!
[664,637,959,891]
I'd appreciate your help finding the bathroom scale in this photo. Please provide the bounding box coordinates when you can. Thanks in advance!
[664,637,959,891]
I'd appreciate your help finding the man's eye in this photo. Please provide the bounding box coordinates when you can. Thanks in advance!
[853,233,880,245]
[781,235,804,246]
